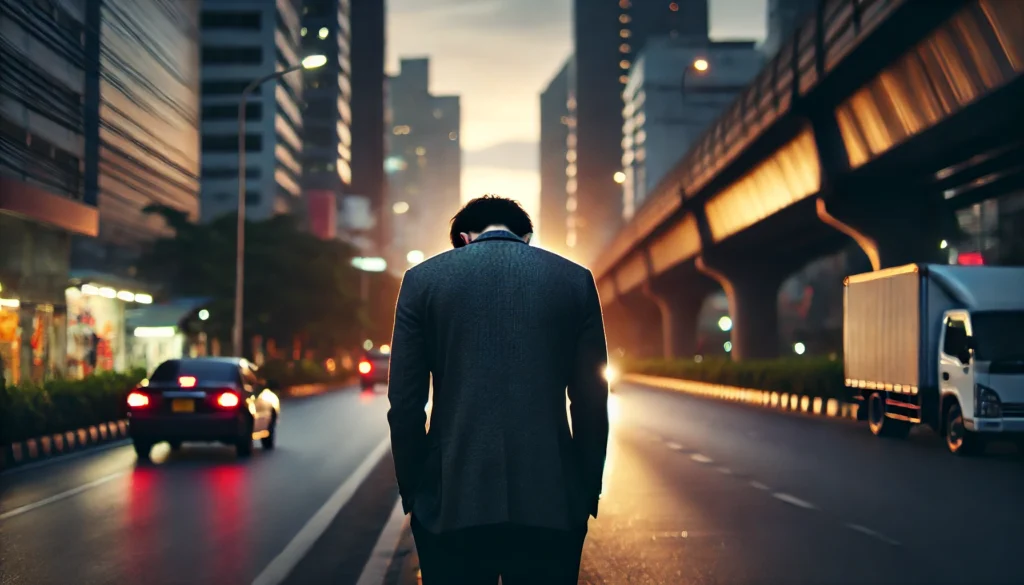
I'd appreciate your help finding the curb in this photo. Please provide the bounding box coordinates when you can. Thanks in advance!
[1,420,129,472]
[622,374,860,421]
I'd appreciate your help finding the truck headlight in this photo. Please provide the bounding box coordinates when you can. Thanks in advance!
[975,384,1002,418]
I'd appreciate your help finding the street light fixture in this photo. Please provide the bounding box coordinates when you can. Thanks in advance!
[613,171,626,184]
[681,57,710,108]
[232,54,327,357]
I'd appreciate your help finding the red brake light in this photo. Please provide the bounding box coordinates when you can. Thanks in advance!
[358,360,372,374]
[179,376,197,388]
[216,392,240,408]
[127,391,149,408]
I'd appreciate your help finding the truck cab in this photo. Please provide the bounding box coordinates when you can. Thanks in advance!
[938,309,1024,453]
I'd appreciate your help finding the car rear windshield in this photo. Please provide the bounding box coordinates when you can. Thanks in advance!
[150,360,239,384]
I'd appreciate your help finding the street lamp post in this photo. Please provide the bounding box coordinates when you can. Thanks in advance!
[680,57,710,108]
[232,54,328,357]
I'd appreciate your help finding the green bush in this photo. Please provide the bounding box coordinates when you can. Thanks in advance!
[259,359,352,388]
[624,357,852,401]
[0,369,146,446]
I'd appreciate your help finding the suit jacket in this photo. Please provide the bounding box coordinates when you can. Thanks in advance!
[387,230,609,534]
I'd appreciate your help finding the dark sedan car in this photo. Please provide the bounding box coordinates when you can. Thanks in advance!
[127,357,280,460]
[358,349,390,391]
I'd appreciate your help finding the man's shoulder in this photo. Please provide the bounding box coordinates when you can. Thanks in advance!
[404,245,592,283]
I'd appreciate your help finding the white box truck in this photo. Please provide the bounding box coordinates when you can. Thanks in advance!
[843,263,1024,454]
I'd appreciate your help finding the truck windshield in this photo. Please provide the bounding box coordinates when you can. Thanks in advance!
[971,311,1024,362]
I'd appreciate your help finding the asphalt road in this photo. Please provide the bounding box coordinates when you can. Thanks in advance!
[574,381,1024,585]
[0,387,393,585]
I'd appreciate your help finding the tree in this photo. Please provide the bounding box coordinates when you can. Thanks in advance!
[138,205,363,357]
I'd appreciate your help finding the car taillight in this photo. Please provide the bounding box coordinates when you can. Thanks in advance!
[216,392,240,408]
[358,360,372,374]
[127,391,150,408]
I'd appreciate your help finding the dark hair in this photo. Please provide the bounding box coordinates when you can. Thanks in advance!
[449,195,533,248]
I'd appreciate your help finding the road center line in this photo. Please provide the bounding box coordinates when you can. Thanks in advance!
[845,523,901,546]
[750,481,770,490]
[252,436,391,585]
[355,498,407,585]
[690,453,713,463]
[0,471,127,521]
[772,493,817,510]
[665,442,684,450]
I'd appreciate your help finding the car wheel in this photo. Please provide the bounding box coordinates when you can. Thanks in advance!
[133,440,152,461]
[945,401,982,455]
[261,414,277,450]
[236,420,254,458]
[168,440,182,451]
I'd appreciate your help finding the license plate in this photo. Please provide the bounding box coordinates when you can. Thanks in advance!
[172,399,194,413]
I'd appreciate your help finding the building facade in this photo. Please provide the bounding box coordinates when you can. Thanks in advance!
[199,0,305,223]
[348,0,387,252]
[622,38,762,218]
[539,57,572,259]
[300,0,352,240]
[763,0,819,58]
[386,58,461,271]
[571,0,709,264]
[74,0,202,274]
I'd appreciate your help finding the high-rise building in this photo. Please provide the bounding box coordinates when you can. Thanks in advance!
[539,58,573,259]
[763,0,819,58]
[300,0,353,240]
[1,0,99,384]
[198,0,305,223]
[348,0,387,252]
[571,0,709,264]
[386,58,461,271]
[622,38,762,218]
[75,0,202,274]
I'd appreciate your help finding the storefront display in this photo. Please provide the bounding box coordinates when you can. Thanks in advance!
[66,287,126,378]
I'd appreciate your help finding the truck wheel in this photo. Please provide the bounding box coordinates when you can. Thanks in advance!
[867,392,911,438]
[945,401,982,455]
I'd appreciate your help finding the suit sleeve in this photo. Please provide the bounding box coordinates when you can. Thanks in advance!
[386,269,431,513]
[567,269,610,518]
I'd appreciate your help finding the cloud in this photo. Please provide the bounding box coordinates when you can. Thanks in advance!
[463,141,537,172]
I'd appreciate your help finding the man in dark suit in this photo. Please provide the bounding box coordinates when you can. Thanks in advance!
[387,195,609,584]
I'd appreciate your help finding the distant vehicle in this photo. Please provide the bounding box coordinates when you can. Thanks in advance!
[359,349,390,391]
[843,264,1024,454]
[127,357,281,460]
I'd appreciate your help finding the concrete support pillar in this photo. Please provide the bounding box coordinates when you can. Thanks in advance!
[612,292,662,360]
[696,257,787,361]
[642,272,717,359]
[816,192,958,270]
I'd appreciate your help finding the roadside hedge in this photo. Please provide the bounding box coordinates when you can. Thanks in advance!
[624,357,852,401]
[0,369,146,446]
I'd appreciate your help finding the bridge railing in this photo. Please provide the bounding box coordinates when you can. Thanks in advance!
[592,0,906,280]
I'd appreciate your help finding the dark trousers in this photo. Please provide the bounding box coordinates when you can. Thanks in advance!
[411,516,587,585]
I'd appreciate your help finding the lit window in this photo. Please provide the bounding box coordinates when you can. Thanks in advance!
[393,125,411,135]
[318,27,328,39]
[620,29,630,38]
[619,14,630,24]
[619,75,629,84]
[669,2,679,11]
[300,27,307,36]
[620,60,630,69]
[620,43,630,53]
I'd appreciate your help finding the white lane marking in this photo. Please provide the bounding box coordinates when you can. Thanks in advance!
[252,437,391,585]
[716,467,732,475]
[355,498,407,585]
[845,523,901,546]
[690,453,713,463]
[750,481,770,490]
[0,440,131,477]
[772,493,817,510]
[665,442,684,451]
[0,471,127,520]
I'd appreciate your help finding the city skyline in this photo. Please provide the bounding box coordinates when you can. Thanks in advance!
[386,0,768,241]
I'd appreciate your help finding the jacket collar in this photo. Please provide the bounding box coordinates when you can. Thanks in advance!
[469,230,527,244]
